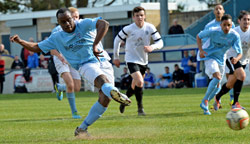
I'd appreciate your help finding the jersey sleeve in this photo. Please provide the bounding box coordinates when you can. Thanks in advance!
[232,34,242,54]
[149,24,163,50]
[38,34,57,54]
[113,25,130,59]
[79,17,102,31]
[52,25,62,34]
[198,29,212,39]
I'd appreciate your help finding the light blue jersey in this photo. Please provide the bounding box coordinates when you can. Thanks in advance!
[202,19,235,43]
[198,27,242,66]
[52,25,62,33]
[51,19,110,63]
[38,17,102,70]
[205,19,235,30]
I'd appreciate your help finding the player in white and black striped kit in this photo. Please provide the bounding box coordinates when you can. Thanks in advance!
[214,11,250,110]
[113,6,163,115]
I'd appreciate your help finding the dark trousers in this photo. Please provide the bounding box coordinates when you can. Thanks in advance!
[0,81,3,93]
[50,74,59,90]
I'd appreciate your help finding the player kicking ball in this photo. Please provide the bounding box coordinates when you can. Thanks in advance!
[10,8,131,137]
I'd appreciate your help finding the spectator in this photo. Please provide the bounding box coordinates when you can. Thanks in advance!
[39,54,48,69]
[181,51,191,87]
[0,44,9,55]
[168,19,184,35]
[11,55,24,69]
[188,50,197,87]
[144,67,155,89]
[48,56,59,92]
[170,64,185,88]
[27,51,39,69]
[0,55,5,93]
[155,66,174,89]
[120,67,132,90]
[21,37,34,67]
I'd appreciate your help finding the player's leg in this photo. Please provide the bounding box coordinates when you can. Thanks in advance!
[213,74,236,110]
[75,90,110,137]
[229,89,234,105]
[131,71,145,116]
[124,63,146,115]
[61,72,81,119]
[53,56,68,99]
[79,62,131,105]
[232,66,246,109]
[200,59,222,115]
[69,66,82,92]
[75,62,131,136]
[212,58,234,109]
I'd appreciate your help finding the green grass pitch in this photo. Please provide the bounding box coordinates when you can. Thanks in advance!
[1,87,250,144]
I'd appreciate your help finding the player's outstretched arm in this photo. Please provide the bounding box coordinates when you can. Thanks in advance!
[10,35,42,53]
[196,34,207,58]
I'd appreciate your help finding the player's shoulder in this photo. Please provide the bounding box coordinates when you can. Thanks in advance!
[210,27,221,31]
[144,22,156,28]
[122,23,134,32]
[52,25,62,33]
[205,19,216,29]
[230,28,240,37]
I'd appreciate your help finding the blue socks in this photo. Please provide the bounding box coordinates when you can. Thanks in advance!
[208,86,221,101]
[58,83,66,91]
[229,88,234,100]
[66,92,77,114]
[202,78,220,101]
[80,101,107,130]
[101,83,118,99]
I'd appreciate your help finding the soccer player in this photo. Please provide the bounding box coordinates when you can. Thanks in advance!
[10,8,131,136]
[200,3,235,106]
[197,14,242,115]
[113,6,163,116]
[213,11,250,110]
[52,7,113,119]
[50,7,82,119]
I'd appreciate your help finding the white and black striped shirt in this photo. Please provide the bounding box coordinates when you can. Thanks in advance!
[113,22,163,65]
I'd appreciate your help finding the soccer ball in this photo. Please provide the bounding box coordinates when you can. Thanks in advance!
[226,108,249,130]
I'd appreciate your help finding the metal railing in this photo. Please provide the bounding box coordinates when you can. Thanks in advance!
[184,0,250,38]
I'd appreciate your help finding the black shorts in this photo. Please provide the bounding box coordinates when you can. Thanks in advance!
[226,57,243,74]
[127,62,148,75]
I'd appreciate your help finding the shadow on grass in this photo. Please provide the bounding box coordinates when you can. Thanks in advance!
[102,111,201,120]
[0,117,76,123]
[0,91,96,101]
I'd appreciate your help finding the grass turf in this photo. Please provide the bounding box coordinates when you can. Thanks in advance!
[0,87,250,144]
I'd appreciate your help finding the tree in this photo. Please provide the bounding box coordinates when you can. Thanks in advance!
[172,3,185,13]
[30,0,65,11]
[0,0,30,14]
[64,0,72,8]
[76,0,88,8]
[0,0,118,14]
[198,0,228,8]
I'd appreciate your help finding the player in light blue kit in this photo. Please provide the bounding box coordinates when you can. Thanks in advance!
[10,8,131,136]
[201,4,235,107]
[196,14,242,115]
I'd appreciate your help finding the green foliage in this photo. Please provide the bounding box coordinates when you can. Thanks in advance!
[0,87,250,143]
[172,3,185,13]
[0,0,88,13]
[198,0,228,8]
